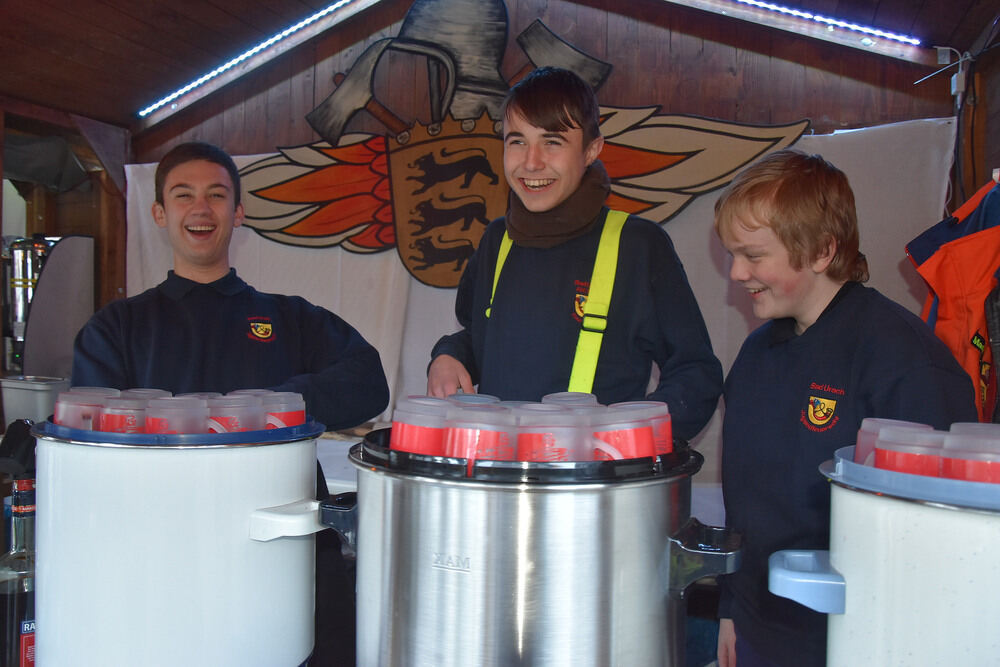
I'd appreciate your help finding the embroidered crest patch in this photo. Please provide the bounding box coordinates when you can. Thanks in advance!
[806,396,837,426]
[248,319,274,342]
[574,280,589,322]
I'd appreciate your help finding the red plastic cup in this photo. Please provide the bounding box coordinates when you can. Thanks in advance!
[541,392,600,407]
[590,404,657,460]
[444,404,515,474]
[873,428,945,476]
[513,403,585,462]
[97,397,147,433]
[950,422,1000,436]
[941,434,1000,483]
[446,392,501,405]
[207,395,266,433]
[67,386,120,397]
[855,417,932,465]
[178,392,223,400]
[121,388,172,400]
[145,397,209,434]
[54,391,108,430]
[258,392,306,429]
[611,400,672,454]
[391,396,450,456]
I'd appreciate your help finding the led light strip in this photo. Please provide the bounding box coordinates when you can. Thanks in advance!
[137,0,359,118]
[731,0,920,45]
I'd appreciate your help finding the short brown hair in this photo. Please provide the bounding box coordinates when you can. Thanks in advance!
[155,141,241,206]
[500,67,601,145]
[714,148,868,283]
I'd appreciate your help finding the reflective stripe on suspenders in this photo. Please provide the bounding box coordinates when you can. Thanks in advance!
[568,209,627,392]
[484,209,629,393]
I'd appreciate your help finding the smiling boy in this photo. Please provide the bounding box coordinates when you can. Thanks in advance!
[427,67,722,441]
[71,141,388,666]
[152,155,244,283]
[714,149,976,667]
[72,141,388,431]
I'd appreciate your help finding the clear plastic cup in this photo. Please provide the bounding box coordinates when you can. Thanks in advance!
[610,400,672,454]
[228,389,274,397]
[941,433,1000,483]
[260,392,306,429]
[562,405,607,458]
[68,386,121,397]
[121,388,172,400]
[855,417,933,465]
[541,392,600,407]
[98,397,147,433]
[950,422,1000,436]
[873,428,946,476]
[207,395,266,433]
[590,404,657,460]
[513,403,586,462]
[447,393,501,405]
[444,404,515,474]
[391,396,450,456]
[54,391,108,430]
[178,392,223,400]
[145,397,210,434]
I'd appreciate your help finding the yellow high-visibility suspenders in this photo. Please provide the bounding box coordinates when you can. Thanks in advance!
[485,209,629,393]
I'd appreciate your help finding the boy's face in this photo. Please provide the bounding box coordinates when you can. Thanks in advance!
[502,109,604,213]
[719,215,834,333]
[152,159,244,281]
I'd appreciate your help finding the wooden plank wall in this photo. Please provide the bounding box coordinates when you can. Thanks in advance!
[134,0,955,164]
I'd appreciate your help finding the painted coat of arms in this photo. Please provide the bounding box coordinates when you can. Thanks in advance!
[239,0,808,287]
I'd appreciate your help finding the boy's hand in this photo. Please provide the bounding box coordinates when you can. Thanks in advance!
[718,618,736,667]
[427,354,474,397]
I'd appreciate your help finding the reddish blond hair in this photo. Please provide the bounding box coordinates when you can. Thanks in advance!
[714,148,868,282]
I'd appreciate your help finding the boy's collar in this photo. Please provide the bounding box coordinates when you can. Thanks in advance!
[161,268,245,299]
[768,281,858,344]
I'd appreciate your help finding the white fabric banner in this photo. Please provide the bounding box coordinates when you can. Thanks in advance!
[125,117,955,481]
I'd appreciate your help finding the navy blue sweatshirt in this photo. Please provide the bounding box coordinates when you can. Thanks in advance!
[432,209,723,441]
[71,270,389,431]
[719,281,976,665]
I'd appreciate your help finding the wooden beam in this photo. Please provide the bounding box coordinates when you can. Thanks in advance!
[135,0,383,131]
[660,0,938,67]
[97,170,127,308]
[1,109,4,233]
[71,114,130,196]
[0,95,76,130]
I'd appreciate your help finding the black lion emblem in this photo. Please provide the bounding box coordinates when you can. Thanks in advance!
[407,148,499,195]
[409,236,476,271]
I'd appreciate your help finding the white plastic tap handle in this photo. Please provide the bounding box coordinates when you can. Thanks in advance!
[768,549,846,614]
[248,499,327,541]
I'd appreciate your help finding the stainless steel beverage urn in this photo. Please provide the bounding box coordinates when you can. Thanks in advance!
[4,237,56,373]
[324,429,742,667]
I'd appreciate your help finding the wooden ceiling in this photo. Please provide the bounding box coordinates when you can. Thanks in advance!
[0,0,997,132]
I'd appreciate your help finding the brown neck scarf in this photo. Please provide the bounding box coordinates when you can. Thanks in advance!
[505,161,612,248]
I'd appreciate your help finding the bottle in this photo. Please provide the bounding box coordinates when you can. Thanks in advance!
[0,477,35,667]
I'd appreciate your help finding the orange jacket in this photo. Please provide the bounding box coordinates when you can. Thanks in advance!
[907,181,1000,421]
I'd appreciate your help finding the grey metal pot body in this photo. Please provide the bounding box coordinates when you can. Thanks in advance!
[324,436,740,667]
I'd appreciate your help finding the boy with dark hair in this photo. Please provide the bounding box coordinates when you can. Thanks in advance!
[73,141,388,429]
[73,140,385,666]
[154,140,242,205]
[428,67,722,441]
[715,148,976,666]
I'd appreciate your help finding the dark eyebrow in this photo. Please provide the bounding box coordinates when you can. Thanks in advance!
[502,130,568,141]
[167,182,231,193]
